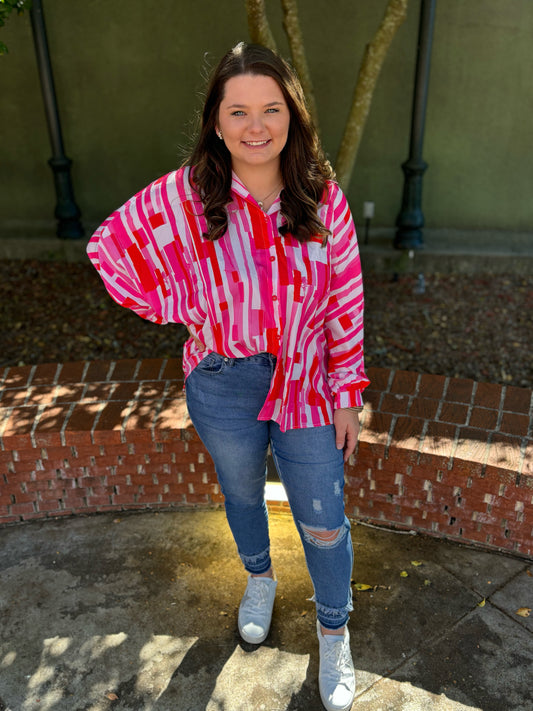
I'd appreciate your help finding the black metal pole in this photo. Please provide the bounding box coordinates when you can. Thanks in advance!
[394,0,437,250]
[30,0,83,239]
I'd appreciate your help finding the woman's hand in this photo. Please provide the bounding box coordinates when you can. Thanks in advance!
[186,327,206,352]
[333,408,361,463]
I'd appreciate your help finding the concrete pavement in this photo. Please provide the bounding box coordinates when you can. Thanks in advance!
[0,509,532,711]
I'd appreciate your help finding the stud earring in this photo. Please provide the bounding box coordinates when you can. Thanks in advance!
[217,130,223,140]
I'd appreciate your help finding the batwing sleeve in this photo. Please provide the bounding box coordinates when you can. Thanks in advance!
[86,174,197,326]
[323,184,370,408]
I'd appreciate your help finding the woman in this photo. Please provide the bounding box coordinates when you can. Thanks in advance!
[87,42,369,711]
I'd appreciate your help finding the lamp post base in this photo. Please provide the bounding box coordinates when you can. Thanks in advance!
[393,229,425,250]
[394,159,427,250]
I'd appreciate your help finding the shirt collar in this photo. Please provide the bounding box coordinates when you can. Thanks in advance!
[230,171,282,214]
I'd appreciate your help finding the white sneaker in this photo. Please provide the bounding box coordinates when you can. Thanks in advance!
[238,575,278,644]
[317,621,356,711]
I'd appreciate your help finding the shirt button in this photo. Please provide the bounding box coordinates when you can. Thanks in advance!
[272,295,278,301]
[270,256,276,262]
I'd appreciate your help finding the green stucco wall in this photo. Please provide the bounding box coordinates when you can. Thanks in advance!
[1,0,532,239]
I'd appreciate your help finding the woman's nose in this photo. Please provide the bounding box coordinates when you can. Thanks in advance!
[248,114,265,133]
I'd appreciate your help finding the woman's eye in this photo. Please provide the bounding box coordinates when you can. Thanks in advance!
[231,110,245,117]
[266,108,279,114]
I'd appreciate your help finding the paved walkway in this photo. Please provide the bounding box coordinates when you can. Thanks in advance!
[0,510,531,711]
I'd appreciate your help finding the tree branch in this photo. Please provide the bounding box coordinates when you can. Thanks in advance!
[280,0,319,132]
[245,0,277,51]
[335,0,409,190]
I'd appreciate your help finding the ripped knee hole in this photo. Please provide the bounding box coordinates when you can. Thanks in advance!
[299,522,348,548]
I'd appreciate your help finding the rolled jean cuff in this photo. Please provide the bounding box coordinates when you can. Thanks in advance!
[313,594,354,630]
[239,547,272,575]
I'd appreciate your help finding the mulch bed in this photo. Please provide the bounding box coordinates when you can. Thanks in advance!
[1,259,532,390]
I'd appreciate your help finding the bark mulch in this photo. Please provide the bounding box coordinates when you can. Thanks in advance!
[1,259,532,390]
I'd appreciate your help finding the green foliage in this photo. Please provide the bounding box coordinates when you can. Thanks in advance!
[0,0,32,55]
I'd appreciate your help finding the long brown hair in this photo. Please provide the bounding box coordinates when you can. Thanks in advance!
[187,42,335,243]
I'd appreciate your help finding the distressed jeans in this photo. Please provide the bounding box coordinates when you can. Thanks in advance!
[185,351,353,630]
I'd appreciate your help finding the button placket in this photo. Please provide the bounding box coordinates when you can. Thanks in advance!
[267,219,282,344]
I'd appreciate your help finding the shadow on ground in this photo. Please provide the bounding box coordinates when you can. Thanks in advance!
[0,510,531,711]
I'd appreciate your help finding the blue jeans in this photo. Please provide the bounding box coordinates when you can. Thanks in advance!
[185,352,353,630]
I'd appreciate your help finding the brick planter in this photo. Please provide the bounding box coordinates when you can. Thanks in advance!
[0,359,531,558]
[351,369,532,557]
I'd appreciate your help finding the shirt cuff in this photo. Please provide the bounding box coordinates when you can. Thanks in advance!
[334,386,365,409]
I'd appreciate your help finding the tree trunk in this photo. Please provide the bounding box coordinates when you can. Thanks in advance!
[245,0,277,51]
[335,0,409,191]
[280,0,319,131]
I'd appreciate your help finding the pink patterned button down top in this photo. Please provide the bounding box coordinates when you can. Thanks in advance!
[87,167,369,431]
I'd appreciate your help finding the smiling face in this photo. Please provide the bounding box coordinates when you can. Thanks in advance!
[216,73,290,178]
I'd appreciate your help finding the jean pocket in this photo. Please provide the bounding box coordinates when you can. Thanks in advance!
[194,351,226,375]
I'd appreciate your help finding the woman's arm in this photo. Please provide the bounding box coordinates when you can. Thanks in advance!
[87,172,198,328]
[324,184,370,410]
[87,217,166,324]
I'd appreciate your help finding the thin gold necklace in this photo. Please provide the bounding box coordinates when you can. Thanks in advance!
[257,183,282,210]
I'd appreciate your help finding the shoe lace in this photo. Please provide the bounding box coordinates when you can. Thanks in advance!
[322,637,352,685]
[242,579,271,611]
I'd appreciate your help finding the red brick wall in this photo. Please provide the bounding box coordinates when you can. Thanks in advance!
[350,368,532,557]
[1,359,531,558]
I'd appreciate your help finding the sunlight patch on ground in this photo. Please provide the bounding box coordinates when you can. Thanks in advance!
[136,634,199,704]
[356,677,483,711]
[207,645,310,711]
[17,633,198,711]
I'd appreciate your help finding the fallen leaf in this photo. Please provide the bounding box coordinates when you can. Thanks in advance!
[424,579,431,586]
[526,570,532,578]
[411,560,423,567]
[516,607,531,618]
[400,571,408,578]
[300,610,308,617]
[353,583,372,591]
[477,599,486,607]
[105,692,119,700]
